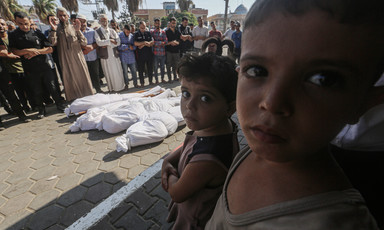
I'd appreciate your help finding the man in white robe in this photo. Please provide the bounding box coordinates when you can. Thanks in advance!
[94,14,125,92]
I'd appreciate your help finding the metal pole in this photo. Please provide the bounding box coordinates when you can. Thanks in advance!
[223,0,229,32]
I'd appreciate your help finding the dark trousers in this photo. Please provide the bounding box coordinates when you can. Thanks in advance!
[86,59,101,92]
[166,52,180,81]
[0,72,25,119]
[24,69,63,110]
[10,73,34,109]
[330,145,384,228]
[137,57,153,85]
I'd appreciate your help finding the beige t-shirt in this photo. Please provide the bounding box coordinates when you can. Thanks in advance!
[206,146,379,230]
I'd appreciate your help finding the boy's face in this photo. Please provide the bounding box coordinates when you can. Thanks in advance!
[180,77,232,136]
[237,11,383,163]
[15,17,30,33]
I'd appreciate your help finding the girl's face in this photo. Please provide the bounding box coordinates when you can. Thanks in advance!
[180,77,232,136]
[237,10,382,163]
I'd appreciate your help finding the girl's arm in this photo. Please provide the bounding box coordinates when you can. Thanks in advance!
[161,144,183,191]
[167,161,227,203]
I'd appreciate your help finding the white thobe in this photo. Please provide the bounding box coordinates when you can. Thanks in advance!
[95,27,125,92]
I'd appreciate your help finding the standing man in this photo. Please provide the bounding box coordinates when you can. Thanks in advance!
[134,21,154,87]
[222,20,235,40]
[165,17,180,82]
[118,25,138,88]
[209,21,222,38]
[151,18,167,84]
[178,17,193,57]
[231,21,242,63]
[94,14,125,92]
[48,7,93,102]
[78,14,102,93]
[192,16,208,54]
[9,11,65,118]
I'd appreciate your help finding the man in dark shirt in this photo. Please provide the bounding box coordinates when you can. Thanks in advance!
[134,21,154,87]
[9,11,65,119]
[178,17,193,57]
[165,17,181,82]
[0,37,31,129]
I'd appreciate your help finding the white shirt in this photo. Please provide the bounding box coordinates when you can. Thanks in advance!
[223,28,235,40]
[192,25,209,49]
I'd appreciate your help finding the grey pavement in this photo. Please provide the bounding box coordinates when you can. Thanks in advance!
[0,79,247,229]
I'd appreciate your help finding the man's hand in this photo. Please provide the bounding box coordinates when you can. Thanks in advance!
[24,49,40,59]
[82,45,93,55]
[110,39,118,45]
[49,17,58,31]
[73,19,81,31]
[161,160,178,191]
[7,53,20,59]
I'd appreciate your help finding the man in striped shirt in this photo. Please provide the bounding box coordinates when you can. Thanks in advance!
[151,18,168,83]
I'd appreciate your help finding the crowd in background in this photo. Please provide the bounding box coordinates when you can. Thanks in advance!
[0,7,242,130]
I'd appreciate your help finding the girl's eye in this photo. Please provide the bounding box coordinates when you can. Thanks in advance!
[182,91,190,98]
[307,72,344,87]
[243,65,268,78]
[200,95,211,102]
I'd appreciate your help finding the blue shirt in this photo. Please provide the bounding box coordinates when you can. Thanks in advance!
[118,31,136,64]
[82,27,98,62]
[232,31,242,49]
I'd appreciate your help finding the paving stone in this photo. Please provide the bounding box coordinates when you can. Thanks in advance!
[69,144,90,155]
[60,200,94,227]
[126,187,158,215]
[98,160,119,172]
[0,144,16,155]
[50,146,72,158]
[30,148,54,160]
[29,165,56,181]
[143,199,171,228]
[45,224,66,230]
[76,160,100,175]
[27,205,64,230]
[0,209,32,230]
[0,171,11,182]
[149,144,170,155]
[28,189,60,211]
[51,154,75,167]
[80,171,104,187]
[29,178,59,194]
[88,142,110,153]
[104,168,129,185]
[131,148,151,157]
[113,207,153,230]
[140,153,160,166]
[93,149,111,161]
[119,155,140,169]
[73,151,95,164]
[5,169,34,187]
[91,215,114,230]
[0,182,10,194]
[53,162,78,177]
[112,181,128,193]
[85,182,113,204]
[55,173,82,191]
[127,165,146,180]
[151,184,171,202]
[0,195,6,207]
[108,202,134,224]
[56,185,87,207]
[29,156,54,170]
[11,144,31,154]
[0,192,34,216]
[9,151,32,163]
[0,161,11,172]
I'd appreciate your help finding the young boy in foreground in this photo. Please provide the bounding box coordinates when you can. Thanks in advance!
[206,0,383,229]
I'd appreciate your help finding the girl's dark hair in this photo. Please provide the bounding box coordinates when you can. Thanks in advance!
[177,53,238,103]
[244,0,384,30]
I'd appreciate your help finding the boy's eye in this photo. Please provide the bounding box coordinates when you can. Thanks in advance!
[243,65,268,78]
[182,91,190,98]
[307,72,343,87]
[200,95,211,102]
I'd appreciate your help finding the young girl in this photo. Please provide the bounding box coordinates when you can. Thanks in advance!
[161,53,239,230]
[206,0,383,229]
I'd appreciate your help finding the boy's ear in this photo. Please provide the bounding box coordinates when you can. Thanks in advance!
[226,101,236,116]
[351,86,384,124]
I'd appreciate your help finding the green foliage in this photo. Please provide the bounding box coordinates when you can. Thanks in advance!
[160,11,197,29]
[117,4,145,28]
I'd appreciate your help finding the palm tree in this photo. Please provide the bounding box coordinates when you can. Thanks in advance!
[177,0,193,12]
[103,0,118,20]
[60,0,79,14]
[8,0,25,14]
[0,0,14,20]
[29,0,57,23]
[125,0,142,14]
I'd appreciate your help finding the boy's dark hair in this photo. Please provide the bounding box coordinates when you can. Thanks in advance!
[177,53,238,103]
[124,24,130,30]
[13,11,28,20]
[110,19,116,23]
[154,18,160,22]
[182,17,188,22]
[70,14,77,20]
[244,0,384,30]
[188,23,193,26]
[170,17,177,22]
